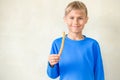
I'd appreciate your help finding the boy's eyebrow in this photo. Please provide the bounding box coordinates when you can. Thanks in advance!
[69,15,84,17]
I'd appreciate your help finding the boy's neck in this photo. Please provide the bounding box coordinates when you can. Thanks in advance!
[67,32,84,40]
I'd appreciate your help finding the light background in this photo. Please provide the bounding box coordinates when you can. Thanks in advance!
[0,0,120,80]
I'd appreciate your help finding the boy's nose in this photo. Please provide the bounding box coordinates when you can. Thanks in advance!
[73,19,78,25]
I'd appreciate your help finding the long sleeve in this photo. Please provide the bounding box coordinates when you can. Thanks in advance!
[47,36,105,80]
[47,40,60,79]
[93,42,105,80]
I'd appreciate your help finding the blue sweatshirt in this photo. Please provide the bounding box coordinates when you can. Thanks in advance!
[47,35,104,80]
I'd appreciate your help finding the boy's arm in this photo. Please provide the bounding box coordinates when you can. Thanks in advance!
[47,40,59,79]
[93,42,105,80]
[47,63,59,79]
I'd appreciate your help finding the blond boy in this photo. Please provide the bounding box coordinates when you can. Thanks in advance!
[47,1,104,80]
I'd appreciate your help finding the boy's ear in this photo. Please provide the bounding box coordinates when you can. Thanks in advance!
[85,17,89,24]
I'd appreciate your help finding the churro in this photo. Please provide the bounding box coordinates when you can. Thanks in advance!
[58,32,66,56]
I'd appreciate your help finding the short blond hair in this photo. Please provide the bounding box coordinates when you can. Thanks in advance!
[65,1,88,16]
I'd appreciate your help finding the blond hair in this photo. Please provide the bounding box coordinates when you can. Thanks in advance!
[65,1,88,16]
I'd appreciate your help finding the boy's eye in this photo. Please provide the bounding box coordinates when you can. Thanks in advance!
[70,17,74,19]
[69,17,83,20]
[78,17,83,20]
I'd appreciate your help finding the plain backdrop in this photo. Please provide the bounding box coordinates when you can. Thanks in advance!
[0,0,120,80]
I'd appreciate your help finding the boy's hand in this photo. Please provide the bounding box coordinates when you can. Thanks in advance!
[48,54,60,67]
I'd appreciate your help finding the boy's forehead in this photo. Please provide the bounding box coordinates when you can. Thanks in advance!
[68,9,86,16]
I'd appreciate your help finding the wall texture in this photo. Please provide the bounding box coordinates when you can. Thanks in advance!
[0,0,120,80]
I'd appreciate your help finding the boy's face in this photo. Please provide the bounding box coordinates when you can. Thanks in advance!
[64,9,88,34]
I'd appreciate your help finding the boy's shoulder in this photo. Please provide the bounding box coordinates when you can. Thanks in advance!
[86,36,97,41]
[52,37,62,44]
[54,37,62,41]
[85,36,99,44]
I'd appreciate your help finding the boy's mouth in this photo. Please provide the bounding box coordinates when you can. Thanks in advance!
[72,26,80,28]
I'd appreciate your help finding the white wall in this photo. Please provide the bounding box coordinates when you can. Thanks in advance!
[0,0,120,80]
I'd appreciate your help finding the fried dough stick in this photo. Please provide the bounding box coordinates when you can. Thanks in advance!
[58,32,66,56]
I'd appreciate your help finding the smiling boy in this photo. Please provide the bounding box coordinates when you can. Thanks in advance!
[47,1,105,80]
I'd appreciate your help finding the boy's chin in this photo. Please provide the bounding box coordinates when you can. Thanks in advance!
[70,31,82,34]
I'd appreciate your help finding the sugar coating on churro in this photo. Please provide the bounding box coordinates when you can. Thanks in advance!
[58,32,66,56]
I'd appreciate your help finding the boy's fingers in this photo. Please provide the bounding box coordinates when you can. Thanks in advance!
[48,54,60,62]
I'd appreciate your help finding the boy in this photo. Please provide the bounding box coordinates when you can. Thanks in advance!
[47,1,105,80]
